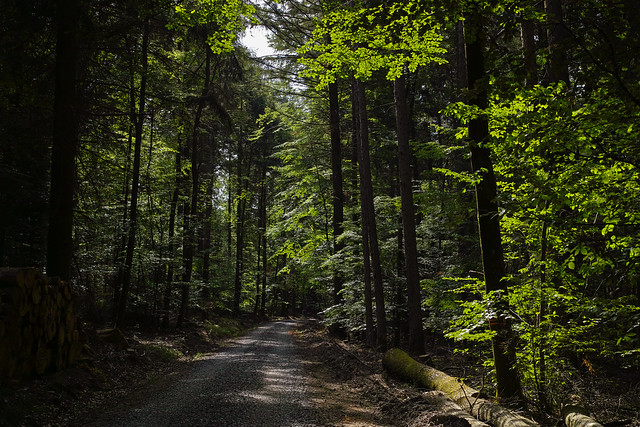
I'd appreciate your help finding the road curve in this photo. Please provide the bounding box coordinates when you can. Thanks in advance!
[87,320,318,426]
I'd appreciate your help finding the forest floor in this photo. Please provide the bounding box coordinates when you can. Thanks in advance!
[0,317,638,426]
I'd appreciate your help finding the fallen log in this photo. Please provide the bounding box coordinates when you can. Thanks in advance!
[425,391,490,427]
[562,405,604,427]
[383,348,538,427]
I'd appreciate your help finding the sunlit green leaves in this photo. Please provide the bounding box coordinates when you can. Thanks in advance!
[298,1,447,89]
[171,0,255,54]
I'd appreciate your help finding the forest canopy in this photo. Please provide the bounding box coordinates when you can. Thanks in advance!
[1,0,639,421]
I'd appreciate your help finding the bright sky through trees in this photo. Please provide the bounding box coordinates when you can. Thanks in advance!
[241,26,275,57]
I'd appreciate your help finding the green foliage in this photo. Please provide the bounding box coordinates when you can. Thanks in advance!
[298,1,447,88]
[171,0,255,54]
[204,317,244,338]
[140,343,184,362]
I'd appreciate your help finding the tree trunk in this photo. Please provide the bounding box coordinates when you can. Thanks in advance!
[383,348,539,427]
[254,170,266,315]
[394,73,424,354]
[116,19,149,328]
[201,140,215,297]
[463,4,523,401]
[163,145,181,328]
[233,141,246,317]
[260,215,268,316]
[47,0,79,280]
[354,78,386,349]
[329,81,345,307]
[177,198,191,328]
[544,0,570,85]
[177,46,211,328]
[351,79,374,346]
[520,17,537,88]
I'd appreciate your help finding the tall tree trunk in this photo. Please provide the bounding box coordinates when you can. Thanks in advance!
[352,79,374,346]
[354,78,387,349]
[201,171,214,290]
[544,0,570,85]
[116,19,150,328]
[177,46,211,328]
[201,138,215,299]
[163,144,181,328]
[463,3,523,401]
[520,17,537,88]
[329,81,345,307]
[47,0,79,280]
[254,170,266,315]
[233,194,247,316]
[260,207,268,316]
[233,132,246,316]
[394,74,424,354]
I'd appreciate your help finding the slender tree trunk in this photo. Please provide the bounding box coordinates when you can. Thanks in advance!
[463,4,523,401]
[233,195,247,316]
[233,130,246,316]
[254,170,266,315]
[351,79,374,346]
[201,139,214,298]
[394,221,404,347]
[329,81,345,307]
[520,17,537,88]
[260,211,268,316]
[163,145,181,328]
[394,74,424,354]
[354,78,386,349]
[177,46,211,327]
[116,19,150,328]
[47,0,79,280]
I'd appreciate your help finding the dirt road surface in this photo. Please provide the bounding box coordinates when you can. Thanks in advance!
[83,320,324,426]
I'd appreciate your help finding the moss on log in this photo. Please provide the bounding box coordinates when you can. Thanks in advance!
[383,348,538,427]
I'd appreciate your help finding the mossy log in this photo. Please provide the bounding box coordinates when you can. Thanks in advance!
[383,348,538,427]
[425,391,490,427]
[562,405,604,427]
[0,268,84,385]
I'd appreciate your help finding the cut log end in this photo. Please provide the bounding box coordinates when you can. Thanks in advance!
[0,268,83,385]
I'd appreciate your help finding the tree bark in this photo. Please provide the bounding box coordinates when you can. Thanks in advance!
[47,0,79,280]
[163,145,181,328]
[463,3,523,401]
[383,348,539,427]
[329,81,345,307]
[177,45,211,328]
[394,73,424,354]
[116,19,149,328]
[354,78,386,349]
[520,17,537,88]
[352,79,374,346]
[254,166,267,315]
[200,137,215,298]
[233,139,246,317]
[544,0,570,85]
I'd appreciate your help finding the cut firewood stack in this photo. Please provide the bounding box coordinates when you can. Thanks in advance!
[0,268,84,385]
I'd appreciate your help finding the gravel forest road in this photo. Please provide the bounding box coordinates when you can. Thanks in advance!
[86,320,319,427]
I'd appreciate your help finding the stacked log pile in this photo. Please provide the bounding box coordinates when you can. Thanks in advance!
[0,268,84,385]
